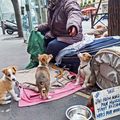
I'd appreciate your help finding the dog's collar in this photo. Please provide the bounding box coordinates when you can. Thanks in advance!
[41,63,47,66]
[38,64,48,68]
[38,63,48,67]
[80,64,88,69]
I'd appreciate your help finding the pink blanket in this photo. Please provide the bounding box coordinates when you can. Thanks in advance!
[19,81,82,107]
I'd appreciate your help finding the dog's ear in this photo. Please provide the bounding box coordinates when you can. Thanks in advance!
[47,54,53,63]
[38,54,44,62]
[49,54,53,59]
[88,54,92,60]
[12,66,17,73]
[2,68,7,75]
[38,54,48,64]
[41,57,46,63]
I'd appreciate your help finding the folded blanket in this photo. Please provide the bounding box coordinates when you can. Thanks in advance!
[19,81,82,107]
[17,66,83,107]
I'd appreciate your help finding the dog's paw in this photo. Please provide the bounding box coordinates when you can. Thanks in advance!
[14,97,21,101]
[48,96,52,99]
[5,96,12,100]
[4,100,11,104]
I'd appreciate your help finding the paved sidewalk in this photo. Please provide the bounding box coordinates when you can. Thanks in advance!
[0,34,88,120]
[0,34,29,77]
[0,34,119,120]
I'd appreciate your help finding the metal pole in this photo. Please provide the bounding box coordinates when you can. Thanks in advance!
[0,0,5,34]
[93,0,102,25]
[91,12,94,28]
[25,0,33,32]
[39,0,43,23]
[1,21,5,34]
[34,0,42,24]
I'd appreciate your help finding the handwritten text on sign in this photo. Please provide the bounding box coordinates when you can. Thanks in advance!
[92,86,120,120]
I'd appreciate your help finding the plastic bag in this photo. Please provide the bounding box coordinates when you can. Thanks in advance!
[26,30,45,69]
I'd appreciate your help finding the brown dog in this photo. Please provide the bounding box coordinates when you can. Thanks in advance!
[35,54,53,99]
[0,66,20,104]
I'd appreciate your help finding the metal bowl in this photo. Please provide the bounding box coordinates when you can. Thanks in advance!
[66,105,92,120]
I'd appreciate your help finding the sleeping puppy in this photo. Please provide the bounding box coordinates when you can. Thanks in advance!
[35,54,53,99]
[0,66,20,104]
[75,52,94,88]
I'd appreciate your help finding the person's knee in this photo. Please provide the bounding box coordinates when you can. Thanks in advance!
[46,40,58,57]
[46,40,69,58]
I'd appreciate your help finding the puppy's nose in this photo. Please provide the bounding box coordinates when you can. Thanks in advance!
[12,78,16,81]
[78,53,82,57]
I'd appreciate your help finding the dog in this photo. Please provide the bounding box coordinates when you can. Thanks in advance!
[87,25,108,38]
[0,66,20,104]
[75,52,95,88]
[35,54,53,99]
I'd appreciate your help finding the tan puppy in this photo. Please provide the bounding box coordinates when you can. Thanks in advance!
[0,66,20,104]
[75,52,93,88]
[35,54,53,99]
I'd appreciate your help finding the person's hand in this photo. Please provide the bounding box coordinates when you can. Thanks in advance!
[34,24,42,31]
[35,26,39,31]
[68,26,77,37]
[44,31,54,39]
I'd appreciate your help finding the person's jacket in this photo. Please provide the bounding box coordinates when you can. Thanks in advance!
[38,0,83,44]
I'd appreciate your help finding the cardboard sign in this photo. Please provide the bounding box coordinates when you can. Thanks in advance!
[92,86,120,120]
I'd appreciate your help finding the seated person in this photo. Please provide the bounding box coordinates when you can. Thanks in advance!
[36,0,83,59]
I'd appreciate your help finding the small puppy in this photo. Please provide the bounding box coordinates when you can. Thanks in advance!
[35,54,53,99]
[0,66,20,104]
[75,52,93,88]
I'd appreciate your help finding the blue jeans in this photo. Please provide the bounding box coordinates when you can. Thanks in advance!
[45,39,70,58]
